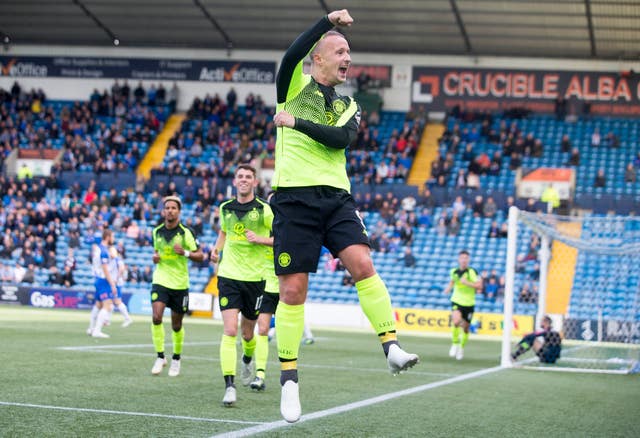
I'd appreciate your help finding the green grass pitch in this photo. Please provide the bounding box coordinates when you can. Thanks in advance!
[1,306,639,437]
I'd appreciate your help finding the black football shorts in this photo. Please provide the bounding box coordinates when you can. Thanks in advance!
[270,186,370,275]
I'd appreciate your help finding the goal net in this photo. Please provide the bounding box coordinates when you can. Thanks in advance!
[500,207,640,374]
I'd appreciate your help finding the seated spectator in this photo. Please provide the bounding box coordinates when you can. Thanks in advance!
[435,217,447,235]
[48,266,64,286]
[128,265,142,283]
[518,282,538,303]
[399,222,414,245]
[61,265,75,287]
[484,276,498,301]
[455,169,467,188]
[451,196,466,217]
[466,171,480,189]
[64,248,76,271]
[489,151,502,176]
[12,261,26,283]
[447,215,461,236]
[475,152,491,174]
[141,266,153,283]
[22,263,36,284]
[624,163,636,183]
[591,128,601,147]
[594,169,606,188]
[417,207,432,228]
[399,247,417,268]
[487,220,501,238]
[509,152,522,170]
[567,147,580,166]
[126,221,140,239]
[560,134,572,153]
[605,131,620,148]
[483,196,497,218]
[532,139,544,157]
[471,195,484,217]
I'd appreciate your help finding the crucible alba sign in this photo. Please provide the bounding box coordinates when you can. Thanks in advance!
[412,66,640,115]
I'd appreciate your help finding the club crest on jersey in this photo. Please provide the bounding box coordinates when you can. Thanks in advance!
[248,210,259,222]
[332,99,346,115]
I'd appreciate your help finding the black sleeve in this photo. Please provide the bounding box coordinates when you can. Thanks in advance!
[276,16,334,103]
[294,111,359,149]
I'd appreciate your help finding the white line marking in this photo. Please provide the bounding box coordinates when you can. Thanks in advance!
[57,345,455,378]
[58,341,219,351]
[0,401,264,425]
[209,366,503,437]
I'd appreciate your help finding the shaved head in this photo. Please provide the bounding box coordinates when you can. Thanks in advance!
[309,30,347,60]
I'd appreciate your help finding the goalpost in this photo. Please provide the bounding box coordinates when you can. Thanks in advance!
[501,206,640,374]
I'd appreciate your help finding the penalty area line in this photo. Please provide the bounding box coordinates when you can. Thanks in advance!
[0,401,264,426]
[210,365,503,437]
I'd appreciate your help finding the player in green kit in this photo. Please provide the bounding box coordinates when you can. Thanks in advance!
[150,196,204,377]
[211,164,274,406]
[444,250,482,360]
[271,9,419,423]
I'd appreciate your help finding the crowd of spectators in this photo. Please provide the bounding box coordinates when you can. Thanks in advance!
[1,81,173,175]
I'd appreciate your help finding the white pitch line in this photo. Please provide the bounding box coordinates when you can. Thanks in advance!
[58,341,220,351]
[57,342,455,377]
[210,365,503,438]
[0,401,264,425]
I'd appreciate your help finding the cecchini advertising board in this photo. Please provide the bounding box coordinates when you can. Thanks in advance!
[412,66,640,115]
[0,55,275,83]
[394,308,534,337]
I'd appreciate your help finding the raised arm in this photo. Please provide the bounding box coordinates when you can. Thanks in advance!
[276,10,353,103]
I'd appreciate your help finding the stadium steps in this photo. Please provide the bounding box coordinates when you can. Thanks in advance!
[407,122,444,189]
[136,113,186,179]
[546,222,581,314]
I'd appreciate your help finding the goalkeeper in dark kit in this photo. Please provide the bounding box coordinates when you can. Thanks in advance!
[511,315,562,363]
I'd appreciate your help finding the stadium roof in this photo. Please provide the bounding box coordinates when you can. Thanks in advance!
[1,0,639,60]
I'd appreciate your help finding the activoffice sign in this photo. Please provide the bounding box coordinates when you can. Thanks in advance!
[0,55,275,84]
[198,63,274,83]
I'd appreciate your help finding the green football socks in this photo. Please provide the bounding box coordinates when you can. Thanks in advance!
[276,302,304,362]
[461,330,469,347]
[172,326,184,355]
[242,336,256,361]
[356,274,396,335]
[452,325,461,345]
[220,334,237,377]
[151,323,164,353]
[255,334,269,379]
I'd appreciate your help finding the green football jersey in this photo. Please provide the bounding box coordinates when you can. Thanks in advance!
[450,267,479,307]
[273,16,361,192]
[152,223,199,290]
[217,197,274,282]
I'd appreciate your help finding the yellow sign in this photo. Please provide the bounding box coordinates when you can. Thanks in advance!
[394,308,534,337]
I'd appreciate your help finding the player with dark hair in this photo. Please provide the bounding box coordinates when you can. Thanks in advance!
[512,315,562,364]
[211,164,274,406]
[444,249,482,360]
[150,195,204,377]
[271,9,419,423]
